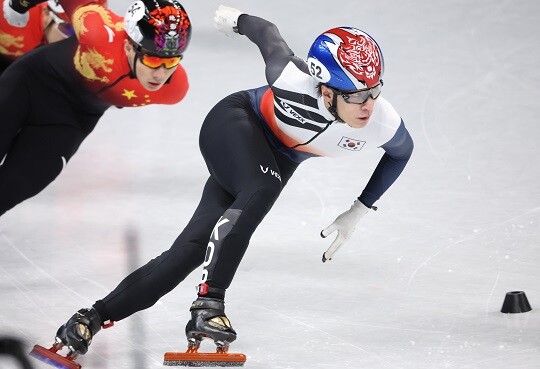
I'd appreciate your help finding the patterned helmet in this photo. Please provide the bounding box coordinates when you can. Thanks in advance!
[124,0,191,57]
[307,27,384,91]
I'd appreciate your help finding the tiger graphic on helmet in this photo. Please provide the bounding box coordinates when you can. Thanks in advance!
[307,27,384,91]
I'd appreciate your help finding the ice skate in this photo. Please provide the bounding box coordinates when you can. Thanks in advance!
[163,296,246,367]
[30,308,113,369]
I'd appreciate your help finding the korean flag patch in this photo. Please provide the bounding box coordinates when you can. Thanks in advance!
[338,136,365,151]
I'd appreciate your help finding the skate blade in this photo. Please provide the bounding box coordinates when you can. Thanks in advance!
[29,344,81,369]
[163,351,246,367]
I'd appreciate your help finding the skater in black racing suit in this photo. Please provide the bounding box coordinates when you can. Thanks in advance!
[0,0,191,218]
[45,4,414,361]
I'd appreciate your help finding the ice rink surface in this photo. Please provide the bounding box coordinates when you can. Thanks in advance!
[1,0,539,368]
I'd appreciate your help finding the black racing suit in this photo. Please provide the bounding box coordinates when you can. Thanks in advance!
[0,36,110,216]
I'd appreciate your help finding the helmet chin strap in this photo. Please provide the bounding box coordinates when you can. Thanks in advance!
[327,92,343,122]
[130,53,138,79]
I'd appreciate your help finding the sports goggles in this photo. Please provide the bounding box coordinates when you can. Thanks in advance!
[336,80,384,105]
[136,52,182,69]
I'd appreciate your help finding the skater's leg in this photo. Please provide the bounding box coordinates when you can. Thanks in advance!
[197,92,299,292]
[181,92,299,350]
[0,63,30,157]
[48,178,233,359]
[0,125,89,217]
[0,63,31,216]
[0,61,100,217]
[94,176,234,322]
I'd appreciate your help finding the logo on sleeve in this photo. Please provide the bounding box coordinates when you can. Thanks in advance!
[338,136,365,151]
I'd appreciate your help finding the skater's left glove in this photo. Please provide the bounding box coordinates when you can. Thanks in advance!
[214,5,244,38]
[321,200,372,262]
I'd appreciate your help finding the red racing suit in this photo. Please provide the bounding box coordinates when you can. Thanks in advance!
[0,3,47,70]
[0,0,189,216]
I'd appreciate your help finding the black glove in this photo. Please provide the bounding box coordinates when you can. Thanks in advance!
[8,0,45,14]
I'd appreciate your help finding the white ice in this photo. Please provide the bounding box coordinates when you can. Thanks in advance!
[1,0,539,368]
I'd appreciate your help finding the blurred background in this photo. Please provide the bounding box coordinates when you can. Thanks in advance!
[1,0,539,368]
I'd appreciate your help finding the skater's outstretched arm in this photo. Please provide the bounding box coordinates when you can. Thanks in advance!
[321,121,413,262]
[360,121,414,207]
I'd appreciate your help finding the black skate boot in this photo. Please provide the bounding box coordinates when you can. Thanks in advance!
[55,307,106,355]
[185,297,237,352]
[163,287,246,367]
[30,308,113,369]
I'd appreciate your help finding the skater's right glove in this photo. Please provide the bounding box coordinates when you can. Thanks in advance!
[321,200,372,262]
[3,0,29,27]
[214,5,244,38]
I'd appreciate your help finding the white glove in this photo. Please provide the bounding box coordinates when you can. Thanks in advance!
[3,0,29,27]
[214,5,243,38]
[321,200,370,262]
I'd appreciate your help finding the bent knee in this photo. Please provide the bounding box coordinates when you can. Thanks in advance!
[237,184,282,215]
[0,161,64,213]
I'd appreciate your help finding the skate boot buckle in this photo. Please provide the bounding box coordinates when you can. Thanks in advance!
[102,320,114,329]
